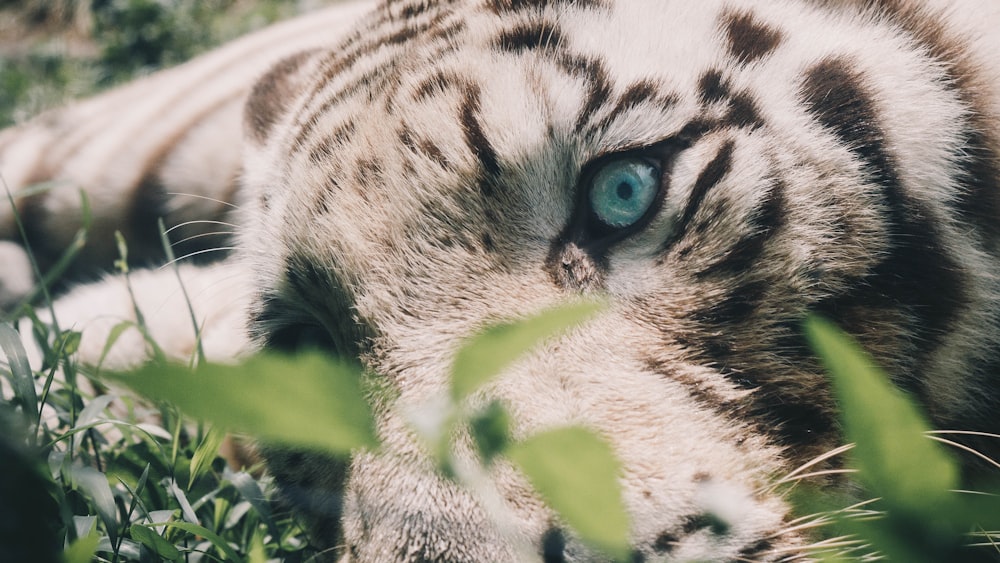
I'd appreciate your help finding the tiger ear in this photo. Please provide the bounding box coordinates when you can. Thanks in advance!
[243,49,318,146]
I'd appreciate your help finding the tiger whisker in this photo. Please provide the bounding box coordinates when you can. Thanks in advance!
[169,231,236,247]
[926,435,1000,471]
[770,468,857,487]
[164,220,240,234]
[759,443,854,494]
[766,534,872,558]
[157,247,237,269]
[166,192,240,209]
[952,489,1000,497]
[927,430,1000,441]
[768,498,882,540]
[768,510,878,540]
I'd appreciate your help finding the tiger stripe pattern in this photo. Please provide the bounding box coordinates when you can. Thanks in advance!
[2,0,1000,561]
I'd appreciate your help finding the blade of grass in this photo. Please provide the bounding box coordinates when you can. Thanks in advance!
[158,217,206,365]
[189,424,226,490]
[0,321,38,424]
[148,521,241,561]
[71,465,119,546]
[225,467,281,543]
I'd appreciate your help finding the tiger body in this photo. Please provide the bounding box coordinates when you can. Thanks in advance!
[2,0,1000,560]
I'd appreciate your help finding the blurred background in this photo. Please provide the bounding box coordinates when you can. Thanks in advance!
[0,0,328,127]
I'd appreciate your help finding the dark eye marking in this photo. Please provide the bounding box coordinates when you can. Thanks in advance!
[665,139,736,249]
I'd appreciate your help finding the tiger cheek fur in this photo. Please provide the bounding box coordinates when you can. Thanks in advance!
[3,0,1000,561]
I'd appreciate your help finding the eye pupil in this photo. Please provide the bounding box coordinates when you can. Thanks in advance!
[616,182,634,200]
[588,157,660,229]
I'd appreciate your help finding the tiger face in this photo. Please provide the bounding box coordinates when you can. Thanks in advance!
[233,0,1000,560]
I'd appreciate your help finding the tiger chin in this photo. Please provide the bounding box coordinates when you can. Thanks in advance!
[2,0,1000,561]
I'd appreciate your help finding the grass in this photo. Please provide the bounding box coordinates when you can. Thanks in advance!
[0,306,321,562]
[0,2,327,560]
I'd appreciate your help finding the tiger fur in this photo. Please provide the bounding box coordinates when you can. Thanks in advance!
[2,0,1000,560]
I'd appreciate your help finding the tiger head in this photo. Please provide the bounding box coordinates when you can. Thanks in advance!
[236,0,1000,560]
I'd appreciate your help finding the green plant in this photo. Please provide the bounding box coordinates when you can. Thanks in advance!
[802,316,1000,562]
[106,301,633,561]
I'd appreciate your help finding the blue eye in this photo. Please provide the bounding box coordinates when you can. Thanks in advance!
[588,158,661,229]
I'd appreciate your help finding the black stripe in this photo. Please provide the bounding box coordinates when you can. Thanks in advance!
[592,80,678,133]
[297,39,459,147]
[292,11,461,144]
[724,90,764,130]
[353,157,385,197]
[876,6,1000,245]
[493,21,564,53]
[401,124,450,168]
[698,70,729,104]
[954,127,1000,243]
[412,70,462,100]
[694,178,786,279]
[721,10,784,65]
[657,330,839,453]
[802,57,969,392]
[800,58,898,190]
[308,120,356,165]
[310,176,337,216]
[643,358,737,413]
[387,0,441,20]
[460,84,502,177]
[669,140,735,248]
[557,54,613,130]
[690,279,769,328]
[245,50,315,144]
[487,0,603,13]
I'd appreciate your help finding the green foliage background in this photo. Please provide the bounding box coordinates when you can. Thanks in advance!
[0,0,306,127]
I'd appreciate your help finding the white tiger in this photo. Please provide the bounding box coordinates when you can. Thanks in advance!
[2,0,1000,560]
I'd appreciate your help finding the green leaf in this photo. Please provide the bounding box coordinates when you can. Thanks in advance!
[507,426,629,561]
[248,531,268,563]
[188,425,226,489]
[0,321,38,423]
[54,330,81,357]
[70,394,116,452]
[225,467,280,542]
[803,315,959,517]
[70,466,119,546]
[103,351,377,454]
[62,533,100,563]
[130,524,182,561]
[452,301,604,402]
[148,521,241,561]
[96,321,139,372]
[470,400,511,465]
[168,479,199,524]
